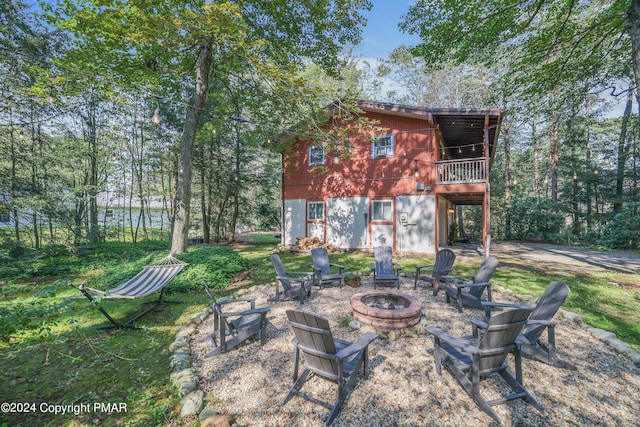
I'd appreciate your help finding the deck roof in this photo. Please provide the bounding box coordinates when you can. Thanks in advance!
[356,101,503,161]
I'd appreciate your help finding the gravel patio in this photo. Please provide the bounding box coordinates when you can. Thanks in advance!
[190,276,640,426]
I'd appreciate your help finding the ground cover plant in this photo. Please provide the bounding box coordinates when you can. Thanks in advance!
[1,237,639,426]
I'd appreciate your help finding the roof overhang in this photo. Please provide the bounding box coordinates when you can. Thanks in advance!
[356,101,503,161]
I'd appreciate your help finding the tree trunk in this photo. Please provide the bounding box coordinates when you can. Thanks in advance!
[550,114,560,213]
[10,122,20,241]
[228,126,241,243]
[532,115,540,201]
[200,151,210,243]
[29,120,40,249]
[171,36,214,254]
[614,91,633,213]
[628,0,640,111]
[87,100,100,244]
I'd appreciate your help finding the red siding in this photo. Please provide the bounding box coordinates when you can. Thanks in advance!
[283,112,441,200]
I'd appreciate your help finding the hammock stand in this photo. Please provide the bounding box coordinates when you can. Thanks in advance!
[73,254,187,329]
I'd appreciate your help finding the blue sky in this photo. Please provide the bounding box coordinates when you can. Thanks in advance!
[355,1,421,59]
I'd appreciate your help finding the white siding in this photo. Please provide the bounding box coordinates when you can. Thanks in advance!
[283,199,306,246]
[326,197,369,250]
[307,222,324,241]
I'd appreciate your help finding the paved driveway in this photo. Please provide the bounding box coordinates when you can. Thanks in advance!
[456,241,640,275]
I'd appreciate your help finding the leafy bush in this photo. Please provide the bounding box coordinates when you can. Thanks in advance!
[0,240,170,280]
[0,279,76,341]
[169,246,251,292]
[601,203,640,249]
[508,197,564,241]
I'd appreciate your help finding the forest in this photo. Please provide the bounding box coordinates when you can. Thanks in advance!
[2,0,640,254]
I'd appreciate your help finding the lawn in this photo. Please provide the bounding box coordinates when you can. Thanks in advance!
[1,237,639,426]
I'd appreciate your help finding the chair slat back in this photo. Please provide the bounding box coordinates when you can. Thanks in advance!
[469,256,499,297]
[286,310,340,379]
[433,248,456,275]
[270,254,292,291]
[311,248,332,276]
[478,307,532,370]
[374,246,394,276]
[522,281,570,343]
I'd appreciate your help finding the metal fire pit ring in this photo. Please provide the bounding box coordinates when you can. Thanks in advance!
[350,291,423,332]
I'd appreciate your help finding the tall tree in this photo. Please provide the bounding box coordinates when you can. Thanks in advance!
[44,0,372,253]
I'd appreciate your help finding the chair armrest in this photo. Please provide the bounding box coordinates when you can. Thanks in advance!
[426,326,480,355]
[442,275,474,283]
[483,301,533,310]
[217,296,257,305]
[470,319,488,330]
[331,263,346,273]
[369,263,375,271]
[482,301,532,319]
[452,281,490,290]
[217,306,270,318]
[470,319,488,337]
[285,271,313,277]
[276,275,310,283]
[335,332,378,359]
[528,319,556,326]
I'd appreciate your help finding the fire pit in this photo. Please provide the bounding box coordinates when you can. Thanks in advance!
[350,291,423,332]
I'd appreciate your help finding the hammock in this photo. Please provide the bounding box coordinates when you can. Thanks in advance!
[74,254,187,329]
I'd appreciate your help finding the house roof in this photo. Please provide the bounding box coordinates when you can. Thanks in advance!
[356,100,503,161]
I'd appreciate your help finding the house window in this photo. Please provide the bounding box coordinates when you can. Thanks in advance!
[308,201,324,220]
[308,145,325,165]
[371,134,394,159]
[372,200,393,222]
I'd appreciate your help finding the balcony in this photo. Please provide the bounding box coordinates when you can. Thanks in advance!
[436,158,487,184]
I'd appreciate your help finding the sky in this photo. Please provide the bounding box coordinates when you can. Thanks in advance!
[355,1,421,60]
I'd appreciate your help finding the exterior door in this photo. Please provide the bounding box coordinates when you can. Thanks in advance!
[395,195,436,254]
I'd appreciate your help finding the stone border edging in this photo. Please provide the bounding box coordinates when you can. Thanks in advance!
[168,289,257,426]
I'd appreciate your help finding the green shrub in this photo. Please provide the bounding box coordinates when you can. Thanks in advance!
[169,246,251,292]
[509,197,564,241]
[601,203,640,249]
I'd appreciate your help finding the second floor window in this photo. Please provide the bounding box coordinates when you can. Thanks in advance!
[308,145,325,165]
[308,202,324,220]
[372,200,393,221]
[372,134,394,159]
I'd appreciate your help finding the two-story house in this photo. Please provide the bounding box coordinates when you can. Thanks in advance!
[280,100,502,254]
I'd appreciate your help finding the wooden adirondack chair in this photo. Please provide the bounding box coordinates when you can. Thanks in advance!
[270,254,313,304]
[202,281,270,357]
[311,247,345,289]
[370,245,402,289]
[283,309,377,426]
[478,281,576,369]
[426,307,543,423]
[414,248,456,295]
[442,255,498,312]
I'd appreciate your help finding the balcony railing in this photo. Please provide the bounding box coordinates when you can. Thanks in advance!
[436,158,487,184]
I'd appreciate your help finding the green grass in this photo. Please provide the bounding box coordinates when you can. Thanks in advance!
[1,238,639,426]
